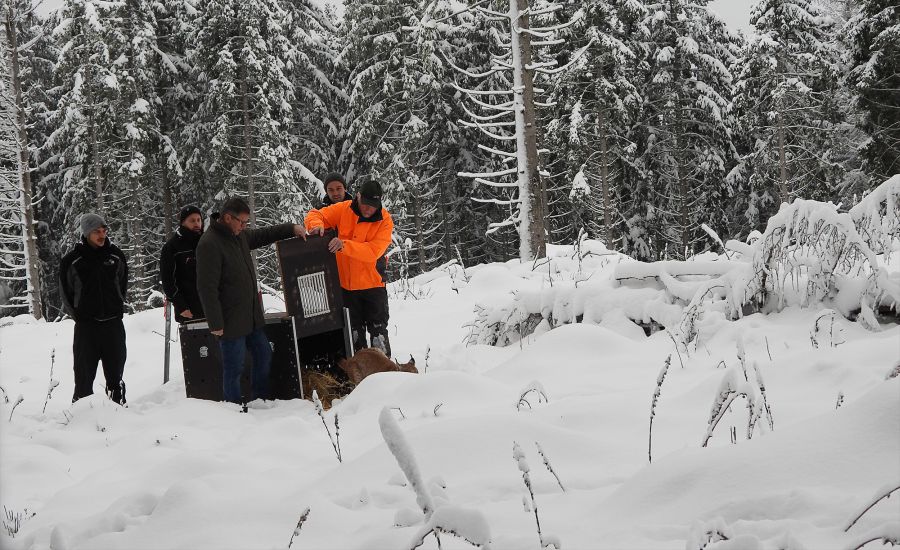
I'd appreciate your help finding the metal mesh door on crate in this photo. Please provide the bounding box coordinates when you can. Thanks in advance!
[276,232,345,338]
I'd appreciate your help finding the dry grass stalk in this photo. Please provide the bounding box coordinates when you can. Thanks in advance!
[42,348,58,414]
[649,354,672,463]
[287,507,310,549]
[517,381,549,411]
[844,483,900,532]
[535,442,565,492]
[750,361,774,431]
[8,395,23,422]
[312,390,342,463]
[513,441,560,549]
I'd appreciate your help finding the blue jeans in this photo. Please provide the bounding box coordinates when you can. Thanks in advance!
[219,328,272,404]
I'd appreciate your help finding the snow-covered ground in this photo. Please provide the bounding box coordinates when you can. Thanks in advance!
[1,248,898,550]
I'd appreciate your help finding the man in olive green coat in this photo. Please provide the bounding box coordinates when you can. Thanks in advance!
[196,197,308,404]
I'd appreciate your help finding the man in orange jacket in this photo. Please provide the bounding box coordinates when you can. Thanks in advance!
[305,180,394,357]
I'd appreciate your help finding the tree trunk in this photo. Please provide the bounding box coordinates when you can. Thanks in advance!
[240,67,254,223]
[129,176,143,310]
[673,78,689,259]
[777,111,788,204]
[239,64,259,272]
[4,7,42,319]
[597,107,613,247]
[439,173,452,262]
[776,58,789,204]
[675,133,689,260]
[411,189,425,273]
[90,112,103,211]
[162,156,172,237]
[509,0,546,260]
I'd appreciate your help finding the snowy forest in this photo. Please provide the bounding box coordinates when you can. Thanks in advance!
[0,0,898,320]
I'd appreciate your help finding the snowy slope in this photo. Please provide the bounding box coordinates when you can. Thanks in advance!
[1,253,898,550]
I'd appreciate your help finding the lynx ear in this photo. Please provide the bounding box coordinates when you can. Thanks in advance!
[409,355,415,365]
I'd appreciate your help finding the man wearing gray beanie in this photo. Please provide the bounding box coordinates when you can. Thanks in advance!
[59,213,129,405]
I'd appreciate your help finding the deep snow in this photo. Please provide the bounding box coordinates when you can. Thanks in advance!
[1,253,898,550]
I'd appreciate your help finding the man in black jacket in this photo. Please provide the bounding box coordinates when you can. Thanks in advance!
[196,197,308,404]
[322,172,351,206]
[59,213,129,405]
[160,205,204,324]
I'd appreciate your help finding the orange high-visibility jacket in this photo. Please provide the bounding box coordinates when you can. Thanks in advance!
[304,201,394,290]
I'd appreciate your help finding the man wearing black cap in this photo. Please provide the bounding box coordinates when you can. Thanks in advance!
[59,213,129,405]
[321,171,388,279]
[305,180,395,357]
[160,205,205,324]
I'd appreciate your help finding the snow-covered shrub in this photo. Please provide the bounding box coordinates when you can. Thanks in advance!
[467,300,544,347]
[145,290,165,309]
[465,242,655,347]
[850,175,900,258]
[467,188,900,349]
[745,198,891,322]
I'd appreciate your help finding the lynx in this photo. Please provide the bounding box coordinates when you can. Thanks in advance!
[338,348,417,385]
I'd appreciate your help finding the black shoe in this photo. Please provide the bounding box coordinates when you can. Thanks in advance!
[107,381,126,405]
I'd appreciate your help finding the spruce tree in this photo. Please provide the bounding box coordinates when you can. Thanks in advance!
[636,0,739,259]
[845,0,900,184]
[730,0,843,228]
[544,0,647,251]
[186,0,300,285]
[47,0,122,251]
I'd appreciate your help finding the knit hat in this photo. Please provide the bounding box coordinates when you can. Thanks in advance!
[79,213,107,237]
[323,172,346,188]
[358,180,383,209]
[178,205,203,225]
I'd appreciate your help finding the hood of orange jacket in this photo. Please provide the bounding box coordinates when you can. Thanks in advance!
[304,199,394,290]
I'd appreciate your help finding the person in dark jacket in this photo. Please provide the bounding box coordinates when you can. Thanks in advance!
[59,213,129,405]
[322,172,352,206]
[195,197,308,405]
[160,205,204,324]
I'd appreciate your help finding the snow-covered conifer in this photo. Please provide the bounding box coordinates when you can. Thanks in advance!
[730,0,844,228]
[635,0,740,260]
[844,0,900,184]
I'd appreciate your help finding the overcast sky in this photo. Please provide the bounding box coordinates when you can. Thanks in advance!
[709,0,754,36]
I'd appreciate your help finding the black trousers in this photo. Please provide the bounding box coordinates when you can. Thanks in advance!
[72,319,127,404]
[343,287,391,357]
